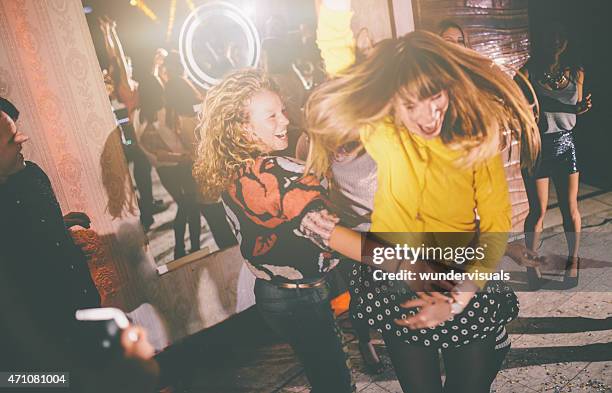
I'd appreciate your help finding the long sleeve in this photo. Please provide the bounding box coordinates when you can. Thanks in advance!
[469,154,512,286]
[317,4,356,76]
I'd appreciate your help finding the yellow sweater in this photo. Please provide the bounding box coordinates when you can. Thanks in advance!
[317,5,511,279]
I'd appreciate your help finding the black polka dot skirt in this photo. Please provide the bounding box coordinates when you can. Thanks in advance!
[349,265,519,349]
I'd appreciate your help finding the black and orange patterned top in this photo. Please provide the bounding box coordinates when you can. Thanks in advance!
[222,156,341,283]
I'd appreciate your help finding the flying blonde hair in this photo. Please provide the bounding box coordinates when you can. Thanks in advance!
[193,69,278,201]
[305,30,540,177]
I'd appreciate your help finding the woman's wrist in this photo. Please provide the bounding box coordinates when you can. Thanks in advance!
[449,298,465,316]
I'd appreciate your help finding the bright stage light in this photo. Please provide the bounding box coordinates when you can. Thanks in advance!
[130,0,158,21]
[179,1,261,89]
[243,4,256,18]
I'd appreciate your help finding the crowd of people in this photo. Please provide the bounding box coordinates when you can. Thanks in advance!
[100,17,237,259]
[0,0,594,391]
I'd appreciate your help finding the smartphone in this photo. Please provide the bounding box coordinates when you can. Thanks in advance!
[74,307,130,363]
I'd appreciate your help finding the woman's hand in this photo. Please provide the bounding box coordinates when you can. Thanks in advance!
[576,93,592,115]
[98,16,116,34]
[121,325,155,360]
[300,208,339,249]
[394,292,453,329]
[98,17,107,34]
[100,16,116,31]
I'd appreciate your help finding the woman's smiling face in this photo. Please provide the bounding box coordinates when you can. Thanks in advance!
[245,89,290,152]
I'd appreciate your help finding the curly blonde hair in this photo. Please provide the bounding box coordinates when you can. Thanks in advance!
[193,69,278,201]
[305,31,540,177]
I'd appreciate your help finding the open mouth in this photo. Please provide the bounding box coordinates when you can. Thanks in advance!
[419,116,442,136]
[274,130,288,139]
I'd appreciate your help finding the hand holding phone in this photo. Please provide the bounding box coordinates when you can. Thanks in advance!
[75,307,130,363]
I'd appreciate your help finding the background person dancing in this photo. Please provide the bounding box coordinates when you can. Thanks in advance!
[134,76,201,259]
[519,25,592,289]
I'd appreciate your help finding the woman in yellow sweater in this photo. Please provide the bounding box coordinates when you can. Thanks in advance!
[305,1,540,392]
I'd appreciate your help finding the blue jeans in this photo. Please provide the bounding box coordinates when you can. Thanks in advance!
[254,279,353,393]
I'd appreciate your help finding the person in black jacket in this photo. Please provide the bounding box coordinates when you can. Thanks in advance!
[0,97,162,393]
[0,96,100,369]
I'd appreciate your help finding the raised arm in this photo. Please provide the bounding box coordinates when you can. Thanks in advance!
[100,18,136,98]
[316,0,356,76]
[109,24,136,92]
[99,18,116,63]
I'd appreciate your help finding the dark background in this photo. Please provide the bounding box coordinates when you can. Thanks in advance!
[529,0,612,189]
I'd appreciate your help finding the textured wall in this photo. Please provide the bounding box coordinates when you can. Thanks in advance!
[0,0,254,350]
[412,0,530,231]
[413,0,530,72]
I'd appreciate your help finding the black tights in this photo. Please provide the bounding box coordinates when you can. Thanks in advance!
[383,333,503,393]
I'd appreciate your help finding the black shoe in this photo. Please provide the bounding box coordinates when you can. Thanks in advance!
[526,267,543,291]
[358,341,385,374]
[563,257,580,289]
[174,247,186,259]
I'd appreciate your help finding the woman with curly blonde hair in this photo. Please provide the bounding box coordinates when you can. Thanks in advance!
[193,71,271,202]
[193,68,357,392]
[303,1,541,392]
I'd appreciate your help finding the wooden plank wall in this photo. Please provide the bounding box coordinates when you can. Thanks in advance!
[412,0,530,232]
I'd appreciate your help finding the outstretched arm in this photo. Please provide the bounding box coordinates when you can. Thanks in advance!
[539,93,592,115]
[301,210,453,293]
